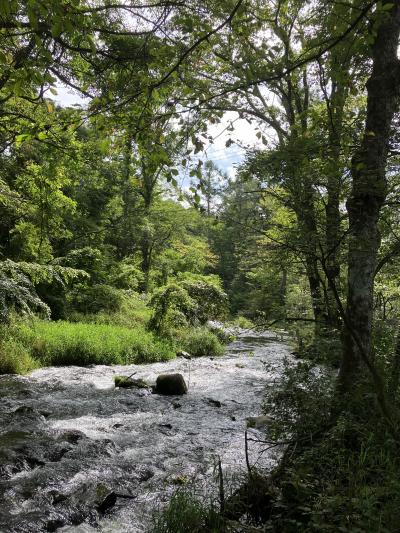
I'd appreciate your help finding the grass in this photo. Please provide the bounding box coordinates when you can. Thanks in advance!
[0,333,38,374]
[151,489,225,533]
[68,293,151,328]
[17,320,175,367]
[179,327,224,358]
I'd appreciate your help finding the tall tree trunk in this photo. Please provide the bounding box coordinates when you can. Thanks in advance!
[294,178,326,328]
[140,175,153,293]
[339,0,400,392]
[325,85,345,328]
[322,0,352,328]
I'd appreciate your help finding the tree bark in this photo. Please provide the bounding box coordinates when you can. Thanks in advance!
[339,0,400,392]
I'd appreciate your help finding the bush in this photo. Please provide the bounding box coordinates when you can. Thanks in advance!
[0,332,37,374]
[148,277,228,334]
[17,320,175,366]
[68,292,151,328]
[232,315,254,329]
[151,489,225,533]
[180,277,228,324]
[207,323,236,344]
[149,283,196,333]
[68,283,123,314]
[179,327,224,358]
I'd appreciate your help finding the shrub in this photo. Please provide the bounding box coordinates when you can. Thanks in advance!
[232,315,254,329]
[17,320,175,366]
[180,278,228,324]
[68,292,151,328]
[207,323,236,344]
[148,277,228,334]
[0,259,86,323]
[179,327,224,358]
[0,333,37,374]
[68,284,123,314]
[151,489,225,533]
[149,283,196,333]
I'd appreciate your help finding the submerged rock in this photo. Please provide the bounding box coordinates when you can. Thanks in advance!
[97,492,117,514]
[205,398,222,408]
[176,350,192,359]
[114,376,149,389]
[155,374,187,395]
[246,415,271,429]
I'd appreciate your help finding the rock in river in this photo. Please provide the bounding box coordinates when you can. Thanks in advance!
[176,350,192,360]
[114,376,149,389]
[155,373,188,395]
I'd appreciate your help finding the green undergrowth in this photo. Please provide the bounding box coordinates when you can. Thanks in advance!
[0,330,38,374]
[0,319,227,374]
[17,320,175,366]
[151,489,225,533]
[178,326,225,358]
[67,293,151,328]
[262,361,400,531]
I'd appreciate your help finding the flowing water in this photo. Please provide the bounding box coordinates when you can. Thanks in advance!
[0,329,291,532]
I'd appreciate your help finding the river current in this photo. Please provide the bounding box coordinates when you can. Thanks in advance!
[0,329,290,532]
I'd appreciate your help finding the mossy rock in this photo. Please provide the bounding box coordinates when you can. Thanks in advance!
[246,415,271,429]
[114,376,149,389]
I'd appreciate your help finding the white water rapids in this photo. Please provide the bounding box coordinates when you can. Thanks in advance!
[0,329,291,532]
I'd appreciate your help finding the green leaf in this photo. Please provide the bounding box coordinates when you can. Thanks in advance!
[86,36,97,54]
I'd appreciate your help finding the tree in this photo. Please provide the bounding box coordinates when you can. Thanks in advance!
[339,1,400,398]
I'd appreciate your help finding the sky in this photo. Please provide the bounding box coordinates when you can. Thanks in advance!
[55,84,264,179]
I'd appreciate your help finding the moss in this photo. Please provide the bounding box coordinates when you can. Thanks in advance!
[114,376,149,388]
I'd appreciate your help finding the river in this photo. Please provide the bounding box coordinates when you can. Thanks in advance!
[0,329,290,532]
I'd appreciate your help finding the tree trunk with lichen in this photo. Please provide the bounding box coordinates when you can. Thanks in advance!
[339,0,400,393]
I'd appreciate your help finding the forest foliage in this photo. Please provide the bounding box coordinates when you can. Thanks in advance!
[1,0,400,530]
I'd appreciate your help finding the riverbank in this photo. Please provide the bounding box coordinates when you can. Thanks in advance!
[0,318,228,375]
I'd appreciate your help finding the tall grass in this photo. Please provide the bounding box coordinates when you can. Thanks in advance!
[151,489,225,533]
[179,327,224,357]
[0,326,38,374]
[17,320,175,367]
[68,293,151,328]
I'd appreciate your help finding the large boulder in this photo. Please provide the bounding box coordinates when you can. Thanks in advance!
[155,374,187,395]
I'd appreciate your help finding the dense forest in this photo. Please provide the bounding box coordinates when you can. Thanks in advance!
[1,0,400,531]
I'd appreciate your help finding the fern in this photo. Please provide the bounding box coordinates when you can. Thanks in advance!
[0,260,88,322]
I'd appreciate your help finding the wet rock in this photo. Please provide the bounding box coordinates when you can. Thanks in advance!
[205,398,222,408]
[48,489,68,505]
[155,374,187,395]
[176,350,192,359]
[46,518,65,532]
[97,492,117,514]
[246,415,271,429]
[138,467,154,482]
[59,430,85,444]
[170,475,188,486]
[13,405,37,416]
[114,376,149,389]
[172,401,182,409]
[159,423,173,430]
